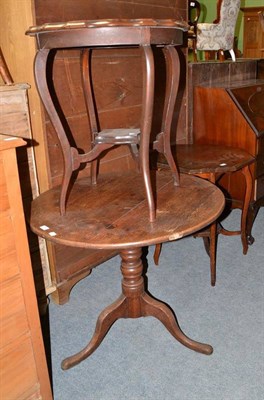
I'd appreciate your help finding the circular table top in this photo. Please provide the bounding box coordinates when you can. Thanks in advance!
[26,19,188,34]
[30,170,225,250]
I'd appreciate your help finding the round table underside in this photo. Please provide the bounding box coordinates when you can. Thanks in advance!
[30,169,225,250]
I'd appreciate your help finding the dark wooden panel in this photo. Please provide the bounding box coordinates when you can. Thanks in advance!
[194,87,257,153]
[35,0,186,25]
[187,60,258,141]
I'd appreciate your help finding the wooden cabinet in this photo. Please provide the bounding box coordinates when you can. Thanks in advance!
[0,134,52,399]
[241,7,264,59]
[0,83,53,303]
[193,80,264,237]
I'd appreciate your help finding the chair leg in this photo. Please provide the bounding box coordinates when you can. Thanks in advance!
[140,45,155,222]
[218,50,225,62]
[192,38,198,62]
[229,49,236,62]
[153,243,162,265]
[240,165,253,255]
[209,222,217,287]
[204,51,216,61]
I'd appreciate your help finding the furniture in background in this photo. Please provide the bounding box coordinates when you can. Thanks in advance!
[0,134,52,399]
[196,0,240,61]
[241,6,264,59]
[30,169,225,369]
[156,144,254,286]
[187,59,259,144]
[193,80,264,241]
[188,0,201,61]
[26,19,188,223]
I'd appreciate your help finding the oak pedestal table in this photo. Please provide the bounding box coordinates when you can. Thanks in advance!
[30,169,225,369]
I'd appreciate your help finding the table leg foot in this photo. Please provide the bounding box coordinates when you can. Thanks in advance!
[62,247,213,369]
[61,294,127,370]
[141,292,213,355]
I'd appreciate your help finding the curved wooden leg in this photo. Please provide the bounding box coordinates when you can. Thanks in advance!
[141,292,213,355]
[246,202,258,245]
[61,294,127,370]
[60,162,72,215]
[241,165,253,255]
[62,247,213,370]
[34,49,74,216]
[62,247,145,370]
[209,222,217,287]
[153,243,162,265]
[161,46,180,186]
[141,46,155,222]
[81,49,99,186]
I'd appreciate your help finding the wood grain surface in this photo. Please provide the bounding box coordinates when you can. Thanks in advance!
[30,170,225,250]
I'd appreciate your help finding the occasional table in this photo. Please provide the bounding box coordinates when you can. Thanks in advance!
[26,18,188,222]
[30,169,225,369]
[157,144,255,286]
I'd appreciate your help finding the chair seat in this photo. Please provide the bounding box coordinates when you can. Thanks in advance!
[170,144,255,174]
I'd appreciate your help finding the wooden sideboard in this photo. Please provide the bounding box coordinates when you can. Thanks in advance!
[241,7,264,59]
[0,134,52,399]
[193,79,264,239]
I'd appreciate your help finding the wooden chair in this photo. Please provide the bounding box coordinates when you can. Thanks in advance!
[188,0,201,62]
[196,0,241,61]
[155,144,255,286]
[26,19,188,223]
